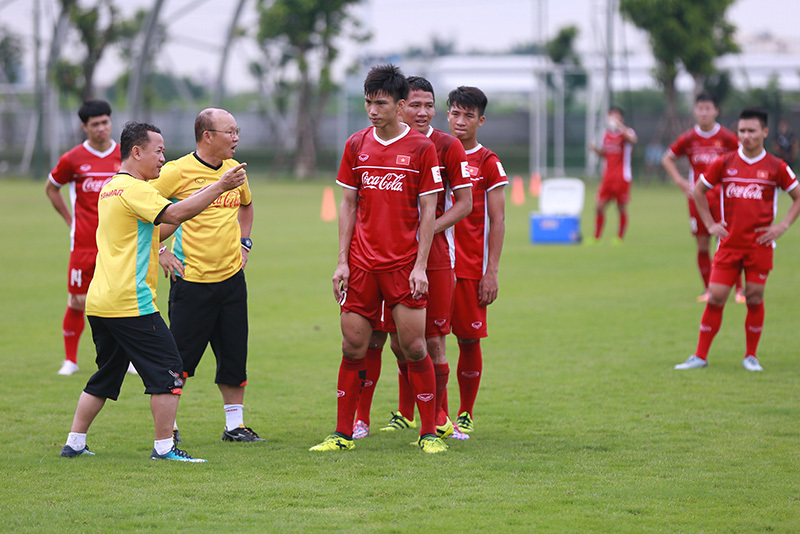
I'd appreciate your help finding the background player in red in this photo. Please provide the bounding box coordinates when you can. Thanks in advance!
[675,107,800,371]
[45,100,121,376]
[589,106,638,244]
[310,64,448,453]
[662,92,743,303]
[352,76,472,440]
[447,86,508,436]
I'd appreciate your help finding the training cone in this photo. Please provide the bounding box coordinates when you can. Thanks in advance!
[511,175,525,206]
[320,186,337,222]
[529,173,542,197]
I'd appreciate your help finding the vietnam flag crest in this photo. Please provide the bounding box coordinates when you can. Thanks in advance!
[396,154,411,165]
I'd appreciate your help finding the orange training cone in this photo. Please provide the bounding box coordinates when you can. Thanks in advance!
[320,186,337,222]
[511,175,525,206]
[529,173,542,197]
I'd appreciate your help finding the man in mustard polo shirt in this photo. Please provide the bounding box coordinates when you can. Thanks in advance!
[153,108,261,443]
[59,121,247,462]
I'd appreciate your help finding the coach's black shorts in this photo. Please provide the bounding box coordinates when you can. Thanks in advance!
[168,269,249,386]
[85,313,185,400]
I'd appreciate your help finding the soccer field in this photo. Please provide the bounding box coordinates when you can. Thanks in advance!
[2,176,800,532]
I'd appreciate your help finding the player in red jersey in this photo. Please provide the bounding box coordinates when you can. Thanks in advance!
[45,100,121,376]
[589,106,638,244]
[352,76,472,441]
[310,65,448,454]
[663,92,743,303]
[675,107,800,371]
[446,86,508,435]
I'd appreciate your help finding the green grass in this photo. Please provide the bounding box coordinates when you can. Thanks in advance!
[2,176,800,533]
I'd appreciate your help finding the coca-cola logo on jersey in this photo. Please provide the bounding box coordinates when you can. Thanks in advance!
[691,152,721,165]
[361,171,405,191]
[82,177,112,193]
[726,183,764,200]
[210,190,241,208]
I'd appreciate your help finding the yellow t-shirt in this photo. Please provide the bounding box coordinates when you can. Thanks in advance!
[151,153,252,283]
[86,173,171,317]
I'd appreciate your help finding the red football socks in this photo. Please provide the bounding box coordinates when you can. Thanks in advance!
[355,347,382,425]
[697,252,711,288]
[434,363,450,426]
[397,361,415,421]
[334,356,366,437]
[618,211,628,239]
[595,212,605,239]
[695,303,724,359]
[406,356,437,436]
[457,340,483,416]
[745,302,765,357]
[62,306,85,364]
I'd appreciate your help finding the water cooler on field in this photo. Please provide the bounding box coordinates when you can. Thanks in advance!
[530,178,585,244]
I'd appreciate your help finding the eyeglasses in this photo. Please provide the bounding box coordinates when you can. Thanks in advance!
[207,128,241,137]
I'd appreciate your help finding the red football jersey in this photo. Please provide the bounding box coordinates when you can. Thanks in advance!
[49,140,121,252]
[701,148,798,249]
[601,129,633,184]
[454,144,508,280]
[336,125,443,273]
[426,127,472,271]
[669,124,739,186]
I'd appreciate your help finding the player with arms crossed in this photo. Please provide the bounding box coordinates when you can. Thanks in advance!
[589,106,638,244]
[447,86,508,436]
[675,107,800,371]
[46,100,121,376]
[60,121,247,462]
[662,92,743,302]
[310,64,447,453]
[153,108,261,444]
[352,76,473,440]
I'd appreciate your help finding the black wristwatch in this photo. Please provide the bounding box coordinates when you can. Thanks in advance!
[241,237,252,252]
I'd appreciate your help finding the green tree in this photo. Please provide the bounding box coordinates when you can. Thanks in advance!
[0,26,23,84]
[255,0,368,178]
[619,0,738,141]
[545,26,586,107]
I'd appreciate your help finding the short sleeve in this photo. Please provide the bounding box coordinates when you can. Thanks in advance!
[49,151,74,186]
[700,156,724,188]
[150,161,182,199]
[125,181,172,224]
[445,138,472,190]
[336,137,358,190]
[418,143,444,196]
[484,153,509,192]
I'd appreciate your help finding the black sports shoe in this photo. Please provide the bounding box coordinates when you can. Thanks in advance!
[221,425,265,442]
[60,444,95,458]
[173,428,182,443]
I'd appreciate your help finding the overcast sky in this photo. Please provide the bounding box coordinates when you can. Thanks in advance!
[0,0,797,92]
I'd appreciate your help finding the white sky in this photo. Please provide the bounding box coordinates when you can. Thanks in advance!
[0,0,798,92]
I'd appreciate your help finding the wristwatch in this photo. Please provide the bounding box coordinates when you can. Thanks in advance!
[241,237,252,252]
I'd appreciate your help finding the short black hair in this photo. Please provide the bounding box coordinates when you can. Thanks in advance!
[447,86,488,117]
[364,64,409,103]
[740,107,768,128]
[120,121,161,160]
[78,99,112,124]
[194,108,215,143]
[407,76,434,100]
[609,105,625,118]
[695,92,718,107]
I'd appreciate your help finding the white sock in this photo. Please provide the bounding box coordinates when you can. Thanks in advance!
[66,432,86,450]
[154,438,174,456]
[173,420,178,431]
[224,404,244,430]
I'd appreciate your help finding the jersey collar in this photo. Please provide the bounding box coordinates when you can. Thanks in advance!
[694,123,721,139]
[83,139,117,158]
[738,146,767,165]
[464,143,484,155]
[372,123,410,146]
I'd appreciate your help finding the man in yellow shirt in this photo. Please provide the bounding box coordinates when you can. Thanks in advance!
[60,121,247,462]
[153,108,261,443]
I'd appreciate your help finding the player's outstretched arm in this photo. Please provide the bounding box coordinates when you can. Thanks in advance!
[755,186,800,244]
[157,163,247,225]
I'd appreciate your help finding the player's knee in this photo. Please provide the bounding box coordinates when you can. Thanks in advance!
[401,338,427,361]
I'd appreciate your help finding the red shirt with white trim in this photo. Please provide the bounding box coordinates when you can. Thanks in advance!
[454,144,508,280]
[426,127,472,271]
[336,125,443,273]
[601,129,633,184]
[49,140,121,252]
[668,124,739,186]
[700,147,798,249]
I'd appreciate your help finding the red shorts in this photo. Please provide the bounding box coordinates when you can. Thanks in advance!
[688,190,722,237]
[451,278,488,339]
[341,262,427,329]
[710,246,773,286]
[68,249,98,295]
[597,179,630,205]
[378,268,454,337]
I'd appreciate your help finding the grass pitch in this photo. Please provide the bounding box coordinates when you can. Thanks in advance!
[1,176,800,533]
